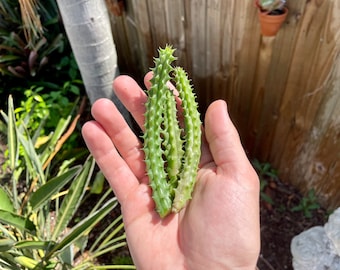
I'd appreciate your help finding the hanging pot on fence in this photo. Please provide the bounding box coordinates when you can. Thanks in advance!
[255,0,288,37]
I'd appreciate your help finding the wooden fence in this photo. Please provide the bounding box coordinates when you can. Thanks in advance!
[107,0,340,209]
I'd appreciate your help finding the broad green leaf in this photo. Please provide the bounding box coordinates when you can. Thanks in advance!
[3,96,18,172]
[0,187,15,213]
[2,97,19,208]
[0,238,15,251]
[90,171,105,194]
[14,255,38,269]
[48,197,117,257]
[51,156,95,240]
[29,166,81,210]
[34,134,50,148]
[0,210,36,235]
[59,245,73,265]
[39,115,72,165]
[14,240,55,253]
[74,235,88,253]
[17,129,45,184]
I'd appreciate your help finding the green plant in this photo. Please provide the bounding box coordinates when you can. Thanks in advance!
[0,0,66,78]
[291,189,320,218]
[13,82,82,134]
[0,0,57,48]
[252,159,277,205]
[112,256,134,266]
[256,0,286,13]
[0,96,135,269]
[143,46,201,218]
[0,34,64,78]
[0,0,84,111]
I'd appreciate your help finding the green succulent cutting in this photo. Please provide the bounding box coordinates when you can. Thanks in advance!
[143,45,202,218]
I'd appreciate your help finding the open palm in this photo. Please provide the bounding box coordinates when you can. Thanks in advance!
[82,74,260,270]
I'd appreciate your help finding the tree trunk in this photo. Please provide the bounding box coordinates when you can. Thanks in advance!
[56,0,129,119]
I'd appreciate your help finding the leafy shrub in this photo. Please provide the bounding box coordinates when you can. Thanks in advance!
[0,0,64,77]
[0,0,84,110]
[14,82,81,134]
[0,96,135,269]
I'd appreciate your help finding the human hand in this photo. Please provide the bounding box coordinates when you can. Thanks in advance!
[82,73,260,270]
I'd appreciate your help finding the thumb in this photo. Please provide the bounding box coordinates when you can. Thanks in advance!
[204,100,252,176]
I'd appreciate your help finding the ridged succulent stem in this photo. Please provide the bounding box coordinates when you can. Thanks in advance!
[143,46,175,218]
[172,67,201,212]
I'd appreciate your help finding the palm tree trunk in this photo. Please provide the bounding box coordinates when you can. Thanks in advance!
[56,0,126,115]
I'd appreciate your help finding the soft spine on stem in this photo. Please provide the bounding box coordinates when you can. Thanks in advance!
[143,45,201,218]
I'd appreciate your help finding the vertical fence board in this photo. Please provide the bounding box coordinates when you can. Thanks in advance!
[271,0,332,169]
[108,0,340,209]
[164,0,186,66]
[186,0,207,109]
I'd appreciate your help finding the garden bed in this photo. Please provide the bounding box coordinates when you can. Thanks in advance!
[258,174,328,270]
[83,160,329,269]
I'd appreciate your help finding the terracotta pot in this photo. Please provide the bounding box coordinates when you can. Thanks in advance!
[257,7,288,37]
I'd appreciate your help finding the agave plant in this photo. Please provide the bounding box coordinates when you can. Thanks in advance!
[0,96,135,269]
[257,0,286,13]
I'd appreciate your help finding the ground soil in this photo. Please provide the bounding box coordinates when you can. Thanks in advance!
[257,175,329,270]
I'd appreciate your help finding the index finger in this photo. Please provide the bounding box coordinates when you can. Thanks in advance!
[113,73,181,131]
[113,75,147,130]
